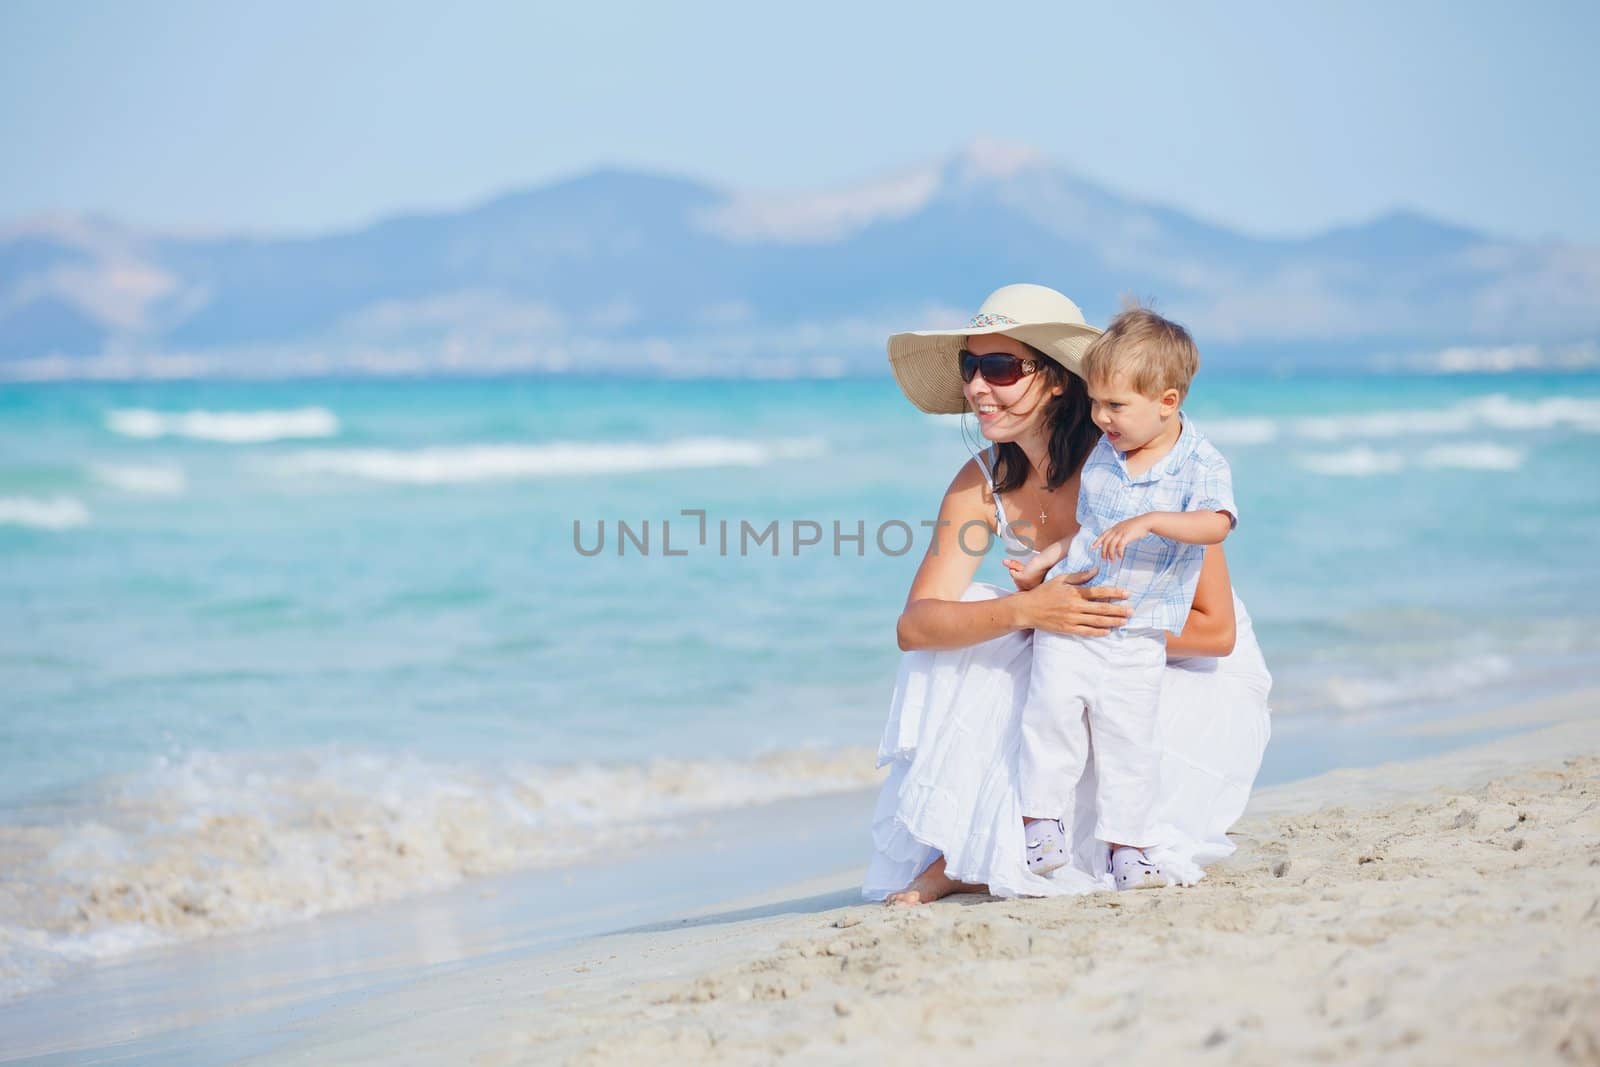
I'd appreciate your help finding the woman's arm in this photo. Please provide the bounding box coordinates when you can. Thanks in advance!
[1165,545,1237,658]
[896,460,1132,651]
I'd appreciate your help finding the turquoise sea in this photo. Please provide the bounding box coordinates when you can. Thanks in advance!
[2,370,1598,998]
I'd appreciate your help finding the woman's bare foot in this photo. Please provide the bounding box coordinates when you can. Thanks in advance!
[884,856,985,906]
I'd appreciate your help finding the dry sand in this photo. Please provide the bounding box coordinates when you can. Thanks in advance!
[230,690,1600,1066]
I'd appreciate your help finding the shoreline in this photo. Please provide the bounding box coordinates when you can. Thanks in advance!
[1,686,1595,1063]
[0,693,1497,1016]
[254,690,1600,1065]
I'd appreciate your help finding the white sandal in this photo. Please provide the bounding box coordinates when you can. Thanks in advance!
[1025,819,1069,875]
[1110,846,1167,890]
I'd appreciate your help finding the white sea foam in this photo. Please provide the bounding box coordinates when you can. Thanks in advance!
[937,395,1597,451]
[1290,394,1600,442]
[275,437,827,484]
[1293,406,1479,442]
[106,407,339,443]
[1311,654,1516,715]
[1296,447,1406,477]
[0,496,90,529]
[1418,443,1525,471]
[1466,394,1600,433]
[91,463,187,495]
[1228,394,1600,474]
[1297,441,1526,476]
[1201,417,1279,446]
[0,745,881,1000]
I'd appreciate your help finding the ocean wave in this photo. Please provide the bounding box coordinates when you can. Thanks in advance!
[936,395,1600,448]
[1417,443,1525,471]
[1292,394,1600,442]
[273,437,828,484]
[0,745,881,1000]
[1201,417,1279,446]
[1301,653,1516,716]
[1297,441,1526,476]
[1295,447,1406,477]
[0,496,90,530]
[91,463,187,495]
[105,407,339,443]
[1189,394,1600,450]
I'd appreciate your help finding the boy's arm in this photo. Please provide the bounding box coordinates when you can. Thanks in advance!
[1096,445,1238,562]
[1092,510,1233,562]
[1147,509,1234,544]
[1003,536,1069,591]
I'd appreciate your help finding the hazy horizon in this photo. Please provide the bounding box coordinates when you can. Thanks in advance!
[2,1,1596,242]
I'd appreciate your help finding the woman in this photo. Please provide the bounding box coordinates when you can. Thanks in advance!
[864,284,1272,903]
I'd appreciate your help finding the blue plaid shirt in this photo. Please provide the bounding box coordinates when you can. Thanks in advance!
[1060,414,1237,635]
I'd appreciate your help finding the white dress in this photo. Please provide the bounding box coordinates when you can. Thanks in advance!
[863,449,1273,899]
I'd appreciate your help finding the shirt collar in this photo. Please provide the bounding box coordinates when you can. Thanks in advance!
[1112,412,1198,484]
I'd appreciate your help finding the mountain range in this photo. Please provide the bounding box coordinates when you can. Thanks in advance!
[3,139,1597,378]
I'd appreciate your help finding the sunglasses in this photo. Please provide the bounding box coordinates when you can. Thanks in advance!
[959,349,1038,387]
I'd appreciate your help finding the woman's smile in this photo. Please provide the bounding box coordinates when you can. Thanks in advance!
[968,390,1020,425]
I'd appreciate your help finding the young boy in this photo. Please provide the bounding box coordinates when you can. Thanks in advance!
[1005,308,1237,890]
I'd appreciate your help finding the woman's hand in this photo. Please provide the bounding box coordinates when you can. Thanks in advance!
[1017,568,1132,637]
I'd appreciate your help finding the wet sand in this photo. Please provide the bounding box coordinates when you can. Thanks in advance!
[5,689,1597,1066]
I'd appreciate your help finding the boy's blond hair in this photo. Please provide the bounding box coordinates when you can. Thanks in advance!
[1081,307,1200,401]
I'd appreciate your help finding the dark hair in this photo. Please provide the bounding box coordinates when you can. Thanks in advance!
[988,347,1099,494]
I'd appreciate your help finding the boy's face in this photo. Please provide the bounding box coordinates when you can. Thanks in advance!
[1087,373,1182,452]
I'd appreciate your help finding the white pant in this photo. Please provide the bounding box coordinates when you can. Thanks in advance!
[865,583,1272,900]
[1019,628,1166,847]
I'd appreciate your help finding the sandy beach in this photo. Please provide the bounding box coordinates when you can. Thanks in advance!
[121,687,1590,1067]
[2,689,1594,1065]
[6,15,1600,1064]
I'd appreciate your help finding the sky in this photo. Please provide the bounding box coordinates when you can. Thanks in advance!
[1,0,1597,243]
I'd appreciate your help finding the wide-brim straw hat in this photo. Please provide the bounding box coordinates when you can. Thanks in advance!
[887,284,1102,414]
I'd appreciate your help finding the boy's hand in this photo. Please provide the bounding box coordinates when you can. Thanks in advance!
[1003,555,1053,592]
[1092,515,1156,562]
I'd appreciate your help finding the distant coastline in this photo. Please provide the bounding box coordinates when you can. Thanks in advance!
[4,147,1598,376]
